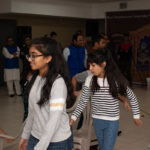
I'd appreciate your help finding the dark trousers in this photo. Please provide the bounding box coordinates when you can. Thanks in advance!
[27,134,73,150]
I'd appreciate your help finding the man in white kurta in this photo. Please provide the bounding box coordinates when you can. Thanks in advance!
[2,37,21,97]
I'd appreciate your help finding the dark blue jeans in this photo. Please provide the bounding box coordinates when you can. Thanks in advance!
[22,90,28,121]
[27,134,73,150]
[93,118,119,150]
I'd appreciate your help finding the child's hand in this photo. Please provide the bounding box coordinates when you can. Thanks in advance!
[73,91,81,97]
[118,94,131,111]
[124,101,131,112]
[0,128,13,143]
[5,138,14,143]
[134,119,143,126]
[18,138,28,150]
[13,53,17,58]
[69,119,74,126]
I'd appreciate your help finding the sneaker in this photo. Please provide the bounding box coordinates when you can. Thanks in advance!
[9,94,14,97]
[118,130,122,136]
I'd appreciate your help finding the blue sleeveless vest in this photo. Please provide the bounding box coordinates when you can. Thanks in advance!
[67,45,85,78]
[4,45,19,69]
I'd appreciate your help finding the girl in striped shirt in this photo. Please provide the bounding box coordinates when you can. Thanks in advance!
[70,49,142,150]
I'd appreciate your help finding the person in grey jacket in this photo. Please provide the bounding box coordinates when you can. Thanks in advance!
[18,37,74,150]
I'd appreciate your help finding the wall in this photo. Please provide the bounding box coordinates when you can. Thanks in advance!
[0,14,86,85]
[92,0,150,19]
[11,0,92,19]
[0,14,86,48]
[0,0,149,19]
[0,0,11,13]
[98,19,105,34]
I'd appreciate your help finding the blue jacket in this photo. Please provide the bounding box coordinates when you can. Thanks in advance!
[4,45,19,69]
[67,45,86,78]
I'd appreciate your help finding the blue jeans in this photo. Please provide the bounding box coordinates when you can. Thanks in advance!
[27,134,73,150]
[22,90,28,121]
[93,118,119,150]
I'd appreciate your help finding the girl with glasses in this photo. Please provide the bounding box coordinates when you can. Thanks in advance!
[18,37,74,150]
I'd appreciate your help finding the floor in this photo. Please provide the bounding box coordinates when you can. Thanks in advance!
[0,85,150,150]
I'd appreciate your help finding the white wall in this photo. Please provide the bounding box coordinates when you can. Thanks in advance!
[0,14,86,48]
[11,0,92,19]
[0,0,150,19]
[0,0,11,13]
[92,0,150,19]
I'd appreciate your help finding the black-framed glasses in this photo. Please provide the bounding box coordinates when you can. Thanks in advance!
[26,54,43,60]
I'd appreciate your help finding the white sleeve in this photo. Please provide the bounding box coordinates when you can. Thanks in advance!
[16,46,20,57]
[71,84,91,121]
[21,107,34,139]
[71,75,93,121]
[126,87,140,119]
[63,47,70,61]
[2,47,14,59]
[34,78,67,150]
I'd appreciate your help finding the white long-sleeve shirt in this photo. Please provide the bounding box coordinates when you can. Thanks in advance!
[2,46,20,58]
[21,75,71,150]
[2,46,20,81]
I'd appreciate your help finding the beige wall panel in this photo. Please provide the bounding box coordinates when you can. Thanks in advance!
[0,14,86,48]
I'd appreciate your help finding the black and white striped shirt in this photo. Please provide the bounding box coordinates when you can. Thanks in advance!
[71,74,140,121]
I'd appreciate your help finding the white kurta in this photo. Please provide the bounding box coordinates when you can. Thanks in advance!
[2,46,20,82]
[4,69,20,81]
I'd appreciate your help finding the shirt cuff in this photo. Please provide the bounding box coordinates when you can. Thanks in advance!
[71,115,77,121]
[133,114,140,119]
[21,132,30,140]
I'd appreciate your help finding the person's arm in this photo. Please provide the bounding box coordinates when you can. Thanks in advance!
[72,70,90,96]
[21,107,34,140]
[70,75,92,124]
[0,128,13,143]
[76,70,90,83]
[34,78,68,150]
[72,76,77,91]
[70,84,91,125]
[72,70,89,90]
[20,46,26,59]
[18,106,34,150]
[63,47,70,61]
[72,76,80,96]
[84,48,88,68]
[118,94,131,112]
[2,47,14,59]
[71,75,81,96]
[16,46,20,57]
[126,87,142,126]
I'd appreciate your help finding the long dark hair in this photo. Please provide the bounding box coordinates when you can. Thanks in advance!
[20,62,33,90]
[25,37,74,107]
[87,48,128,98]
